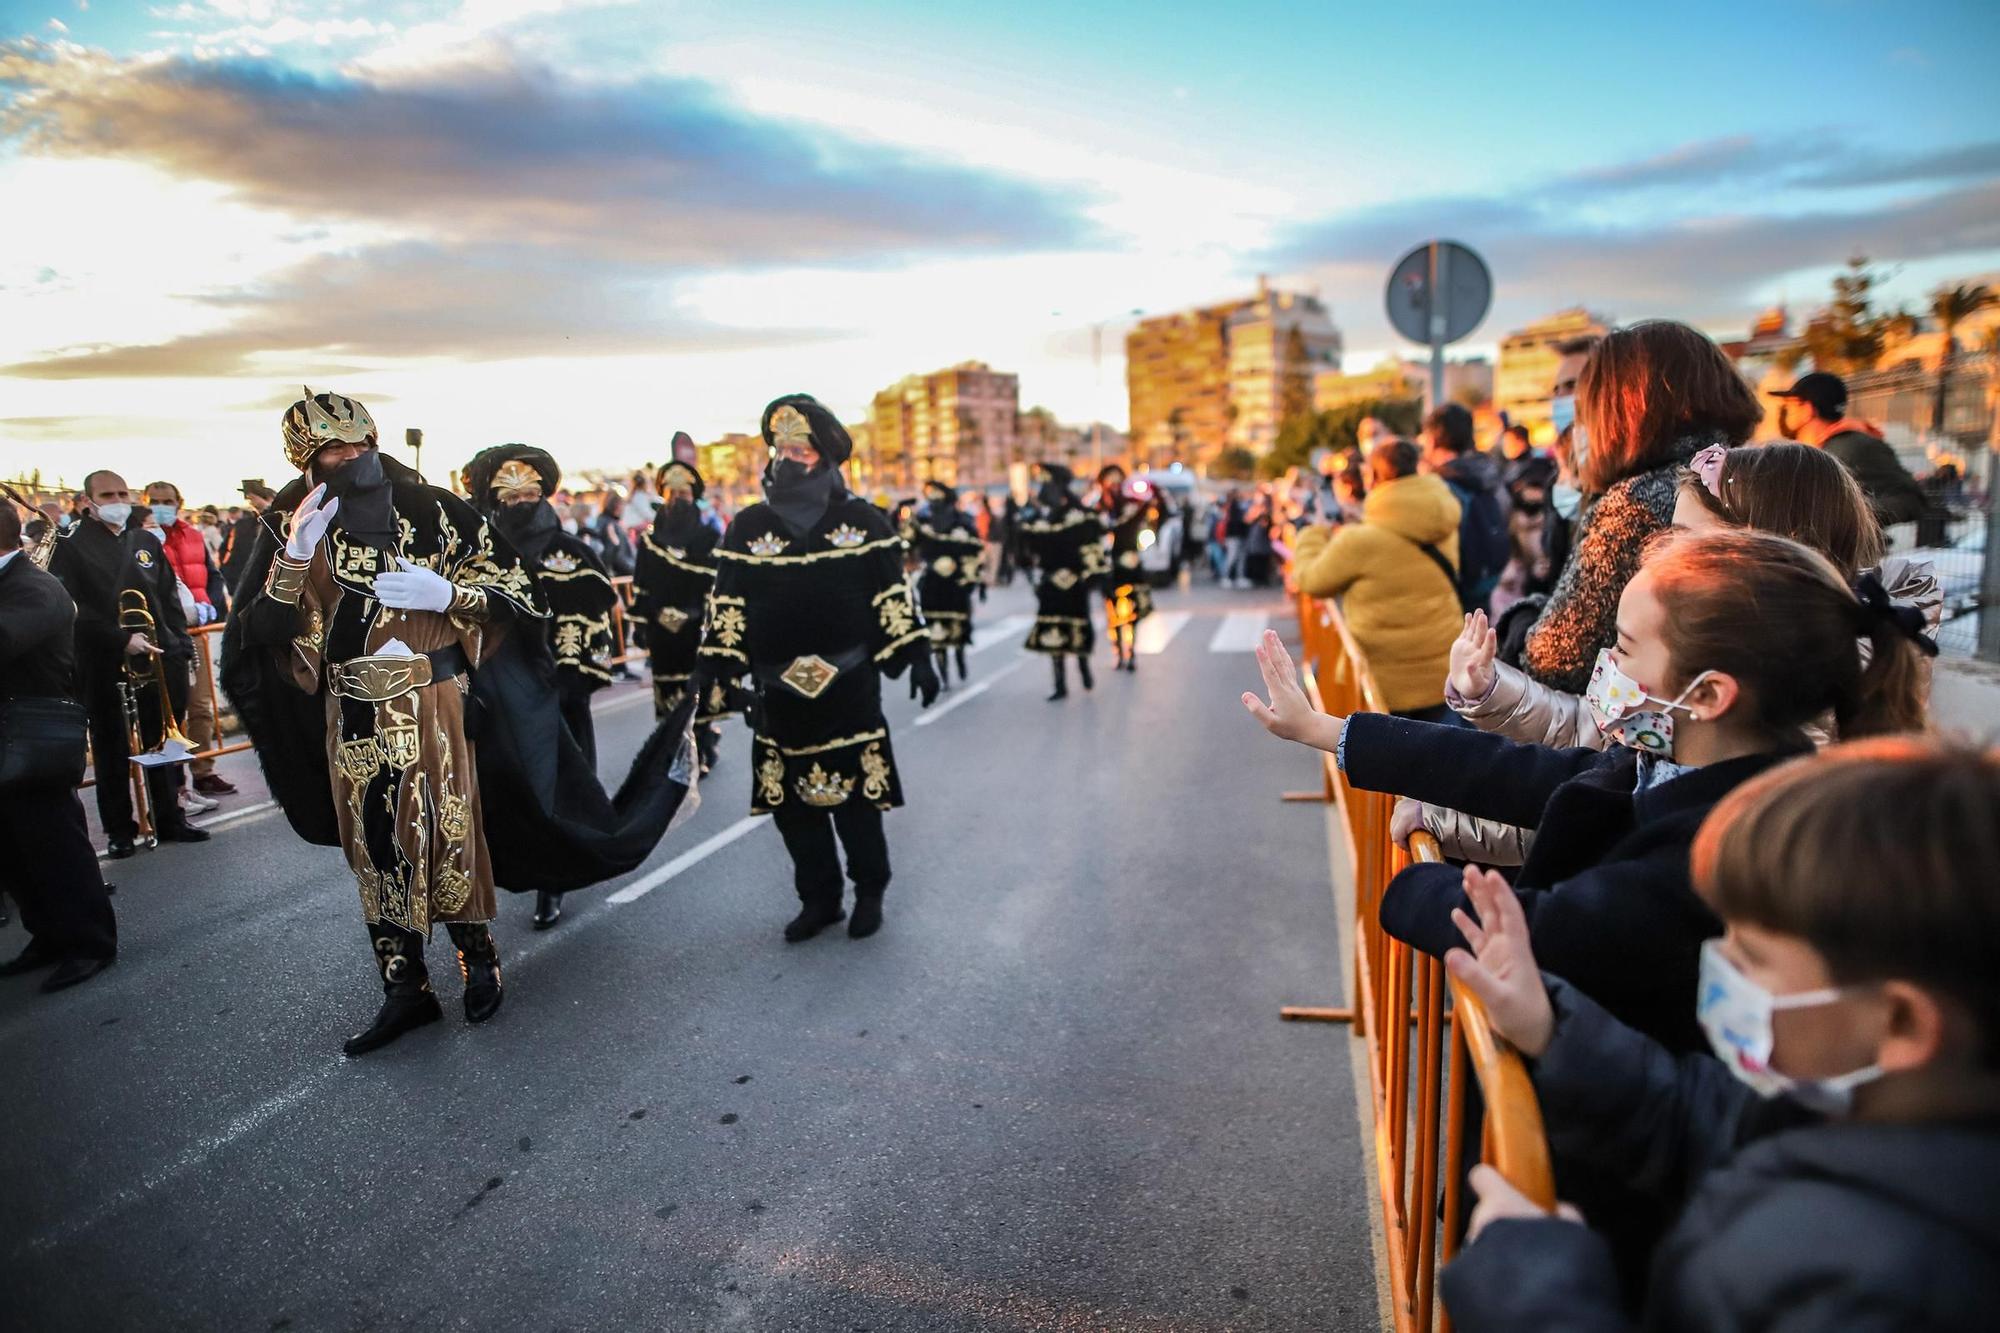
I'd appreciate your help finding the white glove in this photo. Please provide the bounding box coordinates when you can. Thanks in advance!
[373,557,454,612]
[286,483,339,561]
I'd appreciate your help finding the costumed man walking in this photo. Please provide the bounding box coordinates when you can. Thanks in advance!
[233,390,548,1055]
[462,443,618,932]
[1091,463,1156,673]
[631,432,729,775]
[1018,463,1106,701]
[695,394,940,943]
[907,479,984,687]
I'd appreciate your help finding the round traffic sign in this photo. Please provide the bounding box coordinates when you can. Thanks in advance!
[1385,241,1492,346]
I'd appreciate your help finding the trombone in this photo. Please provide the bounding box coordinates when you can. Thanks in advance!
[118,589,198,770]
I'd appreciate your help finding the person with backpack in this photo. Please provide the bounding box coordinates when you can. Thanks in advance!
[1287,440,1464,721]
[1423,403,1510,614]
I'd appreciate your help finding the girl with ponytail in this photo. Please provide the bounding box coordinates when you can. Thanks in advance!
[1243,528,1932,1053]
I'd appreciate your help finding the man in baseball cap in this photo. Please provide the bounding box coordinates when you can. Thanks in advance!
[1771,371,1925,526]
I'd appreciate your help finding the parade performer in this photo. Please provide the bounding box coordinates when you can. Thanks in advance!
[908,480,984,687]
[224,389,698,1056]
[631,433,729,774]
[694,394,939,943]
[1018,463,1105,701]
[1092,464,1156,673]
[462,444,619,932]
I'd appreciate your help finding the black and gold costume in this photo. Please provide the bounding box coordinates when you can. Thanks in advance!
[696,393,937,941]
[463,445,616,768]
[631,439,730,772]
[1018,464,1104,700]
[907,482,984,685]
[1093,468,1156,672]
[225,390,698,1054]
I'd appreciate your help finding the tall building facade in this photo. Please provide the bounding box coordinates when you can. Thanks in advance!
[869,361,1020,489]
[1127,279,1342,473]
[1496,308,1610,437]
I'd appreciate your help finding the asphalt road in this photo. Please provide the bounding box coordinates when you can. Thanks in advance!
[1,580,1379,1332]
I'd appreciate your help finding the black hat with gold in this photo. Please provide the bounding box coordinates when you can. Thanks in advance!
[760,393,852,468]
[655,430,705,501]
[462,444,560,514]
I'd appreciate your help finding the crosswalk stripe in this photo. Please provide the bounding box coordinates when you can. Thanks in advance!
[1207,610,1269,653]
[967,614,1033,655]
[1135,610,1191,655]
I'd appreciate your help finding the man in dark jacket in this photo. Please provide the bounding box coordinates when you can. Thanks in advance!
[1424,403,1510,613]
[46,468,210,858]
[0,503,119,991]
[220,479,275,599]
[1773,371,1926,527]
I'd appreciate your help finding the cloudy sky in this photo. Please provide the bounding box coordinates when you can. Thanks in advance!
[3,0,1998,500]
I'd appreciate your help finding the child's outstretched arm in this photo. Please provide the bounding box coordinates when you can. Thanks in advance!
[1241,629,1346,753]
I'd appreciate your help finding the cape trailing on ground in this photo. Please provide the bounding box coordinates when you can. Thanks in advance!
[220,454,698,893]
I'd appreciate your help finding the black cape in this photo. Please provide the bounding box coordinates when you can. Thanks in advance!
[219,458,698,893]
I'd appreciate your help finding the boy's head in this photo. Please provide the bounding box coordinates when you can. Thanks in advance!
[1692,739,2000,1100]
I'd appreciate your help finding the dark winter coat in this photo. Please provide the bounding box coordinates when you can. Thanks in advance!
[1442,978,2000,1332]
[1343,711,1804,1054]
[1821,428,1927,528]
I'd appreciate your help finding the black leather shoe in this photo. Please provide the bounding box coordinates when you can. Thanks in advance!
[783,904,845,943]
[454,928,504,1024]
[105,837,137,860]
[532,891,563,931]
[157,824,211,844]
[848,897,884,939]
[41,955,115,992]
[0,939,62,977]
[343,990,443,1056]
[1077,658,1095,690]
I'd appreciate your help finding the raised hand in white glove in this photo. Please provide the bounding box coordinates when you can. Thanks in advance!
[372,557,454,612]
[285,483,339,561]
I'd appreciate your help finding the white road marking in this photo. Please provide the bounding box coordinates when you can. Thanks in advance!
[966,614,1032,655]
[592,687,657,714]
[1207,610,1269,653]
[604,815,766,904]
[193,799,278,831]
[912,658,1026,727]
[1134,610,1191,655]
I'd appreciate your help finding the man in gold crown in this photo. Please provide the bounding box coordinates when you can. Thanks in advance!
[462,443,618,931]
[230,389,547,1055]
[694,394,939,943]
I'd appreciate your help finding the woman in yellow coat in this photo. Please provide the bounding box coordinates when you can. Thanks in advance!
[1289,440,1463,719]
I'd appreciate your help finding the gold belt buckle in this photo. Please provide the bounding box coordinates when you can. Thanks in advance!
[333,653,434,702]
[779,654,839,699]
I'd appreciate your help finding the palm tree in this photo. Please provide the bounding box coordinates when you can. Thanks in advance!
[1930,283,1996,440]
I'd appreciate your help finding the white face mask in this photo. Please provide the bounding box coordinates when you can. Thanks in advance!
[95,501,133,529]
[1697,940,1883,1115]
[1582,648,1711,758]
[1551,483,1582,520]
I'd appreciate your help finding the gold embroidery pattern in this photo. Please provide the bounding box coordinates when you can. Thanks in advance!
[552,619,585,662]
[756,750,787,808]
[717,535,899,565]
[779,654,839,699]
[434,865,472,914]
[827,523,867,548]
[655,605,690,633]
[859,743,891,802]
[931,555,957,577]
[338,737,380,783]
[356,867,382,920]
[711,602,747,649]
[1050,568,1078,591]
[1039,625,1070,648]
[748,532,789,557]
[540,549,581,574]
[877,590,916,640]
[769,404,813,450]
[796,762,855,808]
[438,792,470,843]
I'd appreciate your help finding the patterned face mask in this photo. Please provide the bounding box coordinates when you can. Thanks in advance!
[1582,648,1711,758]
[1696,940,1883,1115]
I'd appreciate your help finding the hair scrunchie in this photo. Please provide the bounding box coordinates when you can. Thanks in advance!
[1852,571,1940,658]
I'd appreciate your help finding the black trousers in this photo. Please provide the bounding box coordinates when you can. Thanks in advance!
[770,800,890,909]
[559,688,597,771]
[80,656,192,840]
[0,783,117,961]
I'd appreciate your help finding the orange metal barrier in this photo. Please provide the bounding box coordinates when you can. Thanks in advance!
[1284,591,1554,1332]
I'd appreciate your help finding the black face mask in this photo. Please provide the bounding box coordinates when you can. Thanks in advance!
[763,459,838,535]
[656,497,705,543]
[320,447,394,550]
[1038,481,1070,510]
[493,497,559,560]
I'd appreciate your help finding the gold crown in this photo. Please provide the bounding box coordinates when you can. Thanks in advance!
[282,386,377,470]
[491,459,542,499]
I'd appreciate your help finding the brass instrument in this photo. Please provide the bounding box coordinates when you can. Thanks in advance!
[118,589,198,769]
[0,480,58,569]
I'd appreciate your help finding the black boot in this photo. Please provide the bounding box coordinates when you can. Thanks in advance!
[532,891,563,931]
[1047,654,1068,701]
[955,645,969,679]
[448,921,504,1023]
[848,895,884,939]
[696,723,720,776]
[784,901,846,942]
[1077,655,1095,691]
[934,648,953,690]
[344,926,442,1057]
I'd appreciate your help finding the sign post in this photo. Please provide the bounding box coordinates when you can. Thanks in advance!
[1386,240,1492,415]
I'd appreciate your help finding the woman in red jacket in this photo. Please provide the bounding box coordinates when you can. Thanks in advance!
[144,480,234,797]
